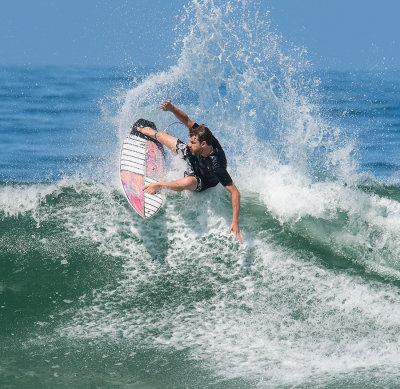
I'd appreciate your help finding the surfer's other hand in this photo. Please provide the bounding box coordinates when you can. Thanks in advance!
[160,99,173,111]
[228,222,244,242]
[144,183,162,194]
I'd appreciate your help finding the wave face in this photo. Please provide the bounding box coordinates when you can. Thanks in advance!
[1,1,400,388]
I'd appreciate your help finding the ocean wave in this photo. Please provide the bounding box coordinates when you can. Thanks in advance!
[2,0,400,386]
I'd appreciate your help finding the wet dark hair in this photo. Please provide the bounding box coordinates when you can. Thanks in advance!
[189,124,213,145]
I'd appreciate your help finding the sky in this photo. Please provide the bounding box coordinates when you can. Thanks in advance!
[1,0,399,70]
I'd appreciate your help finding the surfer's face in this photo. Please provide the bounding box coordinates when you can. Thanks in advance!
[189,135,204,155]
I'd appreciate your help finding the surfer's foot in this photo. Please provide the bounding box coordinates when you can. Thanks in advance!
[136,126,158,140]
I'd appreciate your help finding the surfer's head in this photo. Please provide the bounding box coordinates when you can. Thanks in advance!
[188,124,213,156]
[189,124,212,145]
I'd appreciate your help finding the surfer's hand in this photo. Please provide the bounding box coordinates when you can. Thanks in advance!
[160,99,173,111]
[228,222,243,242]
[144,183,162,194]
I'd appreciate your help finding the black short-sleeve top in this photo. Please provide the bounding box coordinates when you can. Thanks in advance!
[178,123,233,191]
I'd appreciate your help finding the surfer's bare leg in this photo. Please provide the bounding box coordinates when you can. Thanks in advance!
[144,176,198,194]
[137,127,178,154]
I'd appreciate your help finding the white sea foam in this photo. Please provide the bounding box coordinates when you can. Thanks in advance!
[53,215,400,386]
[0,182,60,219]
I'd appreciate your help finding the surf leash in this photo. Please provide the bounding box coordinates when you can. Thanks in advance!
[162,121,183,132]
[145,107,158,120]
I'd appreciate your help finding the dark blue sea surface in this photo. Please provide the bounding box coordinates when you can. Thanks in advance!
[0,65,136,182]
[1,2,400,388]
[318,69,400,181]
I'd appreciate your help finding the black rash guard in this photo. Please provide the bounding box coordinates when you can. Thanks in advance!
[175,123,233,192]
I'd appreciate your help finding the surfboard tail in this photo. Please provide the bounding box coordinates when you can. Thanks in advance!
[130,119,158,133]
[130,119,163,145]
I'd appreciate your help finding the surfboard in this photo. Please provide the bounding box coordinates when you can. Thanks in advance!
[120,119,165,218]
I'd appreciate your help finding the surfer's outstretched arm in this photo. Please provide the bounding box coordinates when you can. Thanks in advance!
[161,99,195,130]
[224,182,243,242]
[137,127,178,154]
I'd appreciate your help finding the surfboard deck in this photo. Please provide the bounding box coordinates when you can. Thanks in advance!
[120,119,165,218]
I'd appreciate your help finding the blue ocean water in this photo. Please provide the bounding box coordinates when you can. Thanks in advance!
[1,1,400,388]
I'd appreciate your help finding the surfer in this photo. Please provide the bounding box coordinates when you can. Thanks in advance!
[136,100,243,241]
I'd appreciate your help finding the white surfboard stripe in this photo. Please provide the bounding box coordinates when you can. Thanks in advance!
[144,208,158,218]
[127,134,146,142]
[145,195,163,207]
[124,140,146,149]
[144,203,159,212]
[120,161,145,170]
[120,158,146,168]
[120,154,146,165]
[125,135,146,143]
[120,164,145,175]
[127,135,146,144]
[120,161,145,171]
[123,145,145,154]
[120,159,145,170]
[121,151,145,161]
[145,203,162,214]
[120,157,145,168]
[122,148,146,158]
[122,143,146,156]
[126,143,146,152]
[144,177,157,184]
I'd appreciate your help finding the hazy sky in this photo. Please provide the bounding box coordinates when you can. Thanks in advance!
[1,0,399,70]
